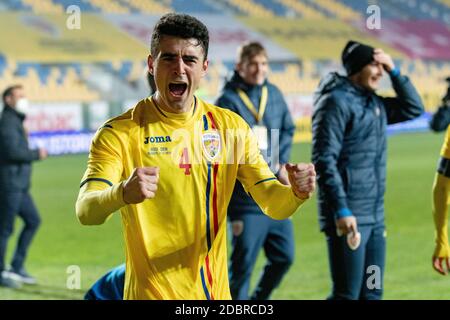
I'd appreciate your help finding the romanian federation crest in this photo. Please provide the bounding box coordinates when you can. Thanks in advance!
[202,132,221,161]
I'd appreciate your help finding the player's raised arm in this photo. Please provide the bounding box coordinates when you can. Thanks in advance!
[236,123,315,220]
[76,166,159,225]
[122,167,159,204]
[76,180,126,225]
[285,163,316,200]
[75,124,127,225]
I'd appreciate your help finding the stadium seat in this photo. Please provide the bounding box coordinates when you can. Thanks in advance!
[225,0,275,17]
[21,0,63,13]
[172,0,220,14]
[1,0,32,11]
[278,0,325,18]
[0,55,6,77]
[312,0,361,20]
[88,0,130,14]
[126,0,171,15]
[51,0,100,12]
[252,0,290,16]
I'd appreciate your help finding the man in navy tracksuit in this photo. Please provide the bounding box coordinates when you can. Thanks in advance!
[216,42,296,300]
[0,85,47,288]
[312,41,424,299]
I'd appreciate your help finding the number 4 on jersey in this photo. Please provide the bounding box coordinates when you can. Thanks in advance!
[179,148,191,175]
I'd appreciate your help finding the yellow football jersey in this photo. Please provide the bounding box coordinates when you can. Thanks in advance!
[77,96,304,300]
[440,125,450,159]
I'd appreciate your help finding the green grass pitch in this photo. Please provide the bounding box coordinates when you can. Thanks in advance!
[1,131,449,299]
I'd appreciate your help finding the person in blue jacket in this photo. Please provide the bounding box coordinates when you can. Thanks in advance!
[0,85,47,288]
[215,42,296,300]
[312,40,424,300]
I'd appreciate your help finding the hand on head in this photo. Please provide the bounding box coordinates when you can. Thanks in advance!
[373,48,395,72]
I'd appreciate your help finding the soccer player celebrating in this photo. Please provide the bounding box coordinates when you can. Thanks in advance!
[75,13,315,300]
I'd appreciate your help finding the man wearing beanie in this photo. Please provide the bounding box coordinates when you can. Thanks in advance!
[312,40,424,299]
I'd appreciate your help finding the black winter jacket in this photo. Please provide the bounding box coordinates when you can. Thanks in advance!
[312,72,423,231]
[0,105,40,192]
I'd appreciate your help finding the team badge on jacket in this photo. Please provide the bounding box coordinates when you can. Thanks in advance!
[202,132,221,161]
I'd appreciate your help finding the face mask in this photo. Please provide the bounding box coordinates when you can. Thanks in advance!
[15,98,30,115]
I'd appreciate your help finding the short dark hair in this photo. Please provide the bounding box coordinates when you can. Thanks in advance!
[2,84,22,105]
[237,42,267,64]
[147,72,156,94]
[150,13,209,61]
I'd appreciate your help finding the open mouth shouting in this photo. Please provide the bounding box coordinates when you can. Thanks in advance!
[169,82,188,98]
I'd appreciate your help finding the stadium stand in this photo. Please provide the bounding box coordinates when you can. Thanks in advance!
[252,0,290,16]
[311,0,361,20]
[438,0,450,8]
[88,0,130,14]
[337,0,450,23]
[2,0,31,11]
[299,0,334,17]
[2,0,409,18]
[277,0,325,18]
[171,0,221,14]
[219,0,275,17]
[126,0,171,15]
[0,0,447,113]
[22,0,63,13]
[0,59,100,102]
[51,0,100,12]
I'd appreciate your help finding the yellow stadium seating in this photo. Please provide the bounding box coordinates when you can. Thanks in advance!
[127,0,171,15]
[0,64,100,102]
[89,0,130,14]
[21,0,63,14]
[437,0,450,8]
[228,0,274,18]
[128,60,146,82]
[313,0,361,20]
[277,0,325,18]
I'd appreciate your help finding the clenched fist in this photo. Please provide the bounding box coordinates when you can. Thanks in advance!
[285,163,316,200]
[123,167,159,204]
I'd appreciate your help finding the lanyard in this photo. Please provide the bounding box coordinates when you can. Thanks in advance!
[237,86,268,124]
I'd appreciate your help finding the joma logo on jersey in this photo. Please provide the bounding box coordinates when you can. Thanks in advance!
[144,136,172,144]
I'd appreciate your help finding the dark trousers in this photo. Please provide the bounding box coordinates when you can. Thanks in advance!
[325,222,386,300]
[0,191,41,272]
[229,214,294,300]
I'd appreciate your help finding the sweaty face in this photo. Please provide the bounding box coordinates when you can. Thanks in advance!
[148,36,208,113]
[237,53,269,86]
[354,61,384,92]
